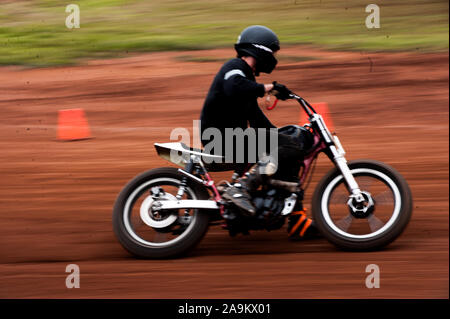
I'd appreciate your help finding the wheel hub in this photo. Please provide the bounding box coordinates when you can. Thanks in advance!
[347,191,375,218]
[139,192,178,228]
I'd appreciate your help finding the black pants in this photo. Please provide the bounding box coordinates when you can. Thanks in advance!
[201,129,305,181]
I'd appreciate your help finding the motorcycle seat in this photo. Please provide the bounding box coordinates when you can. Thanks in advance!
[154,142,238,172]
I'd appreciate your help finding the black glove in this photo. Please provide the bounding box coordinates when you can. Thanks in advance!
[271,81,292,100]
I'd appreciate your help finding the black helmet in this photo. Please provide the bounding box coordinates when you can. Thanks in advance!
[235,25,280,75]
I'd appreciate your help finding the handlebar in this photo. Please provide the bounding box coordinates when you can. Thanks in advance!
[266,91,317,119]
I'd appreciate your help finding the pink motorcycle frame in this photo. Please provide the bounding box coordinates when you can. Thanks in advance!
[199,95,331,217]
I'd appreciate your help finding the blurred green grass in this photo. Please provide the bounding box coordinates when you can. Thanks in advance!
[0,0,448,66]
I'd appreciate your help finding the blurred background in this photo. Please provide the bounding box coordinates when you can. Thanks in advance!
[0,0,448,299]
[0,0,448,66]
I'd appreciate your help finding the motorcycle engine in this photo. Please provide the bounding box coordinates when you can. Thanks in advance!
[223,187,291,236]
[252,188,286,231]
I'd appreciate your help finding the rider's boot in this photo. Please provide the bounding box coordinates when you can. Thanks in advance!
[223,160,277,217]
[287,204,321,240]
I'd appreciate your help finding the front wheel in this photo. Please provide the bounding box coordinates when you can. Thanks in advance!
[312,160,412,251]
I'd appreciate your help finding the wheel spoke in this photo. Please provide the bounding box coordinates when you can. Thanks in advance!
[329,189,349,204]
[335,214,354,232]
[373,190,394,205]
[367,214,384,232]
[358,177,373,191]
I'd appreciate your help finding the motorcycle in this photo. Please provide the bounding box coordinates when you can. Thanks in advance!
[112,92,413,258]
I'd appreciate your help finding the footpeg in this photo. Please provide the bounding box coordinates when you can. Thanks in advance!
[281,193,298,215]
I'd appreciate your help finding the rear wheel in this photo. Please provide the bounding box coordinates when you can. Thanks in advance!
[312,160,412,251]
[113,167,210,258]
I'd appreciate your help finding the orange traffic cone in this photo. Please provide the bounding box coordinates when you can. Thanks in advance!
[57,108,92,141]
[300,102,335,133]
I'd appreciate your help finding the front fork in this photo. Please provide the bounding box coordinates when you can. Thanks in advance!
[329,147,365,203]
[328,144,378,218]
[312,114,365,203]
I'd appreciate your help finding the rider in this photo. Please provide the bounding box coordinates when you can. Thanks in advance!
[199,25,319,239]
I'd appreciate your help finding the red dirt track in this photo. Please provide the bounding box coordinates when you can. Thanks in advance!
[0,47,448,298]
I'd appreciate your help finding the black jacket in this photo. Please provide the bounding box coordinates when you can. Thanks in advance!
[200,58,275,146]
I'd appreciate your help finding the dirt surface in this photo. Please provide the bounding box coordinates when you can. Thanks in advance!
[0,47,448,298]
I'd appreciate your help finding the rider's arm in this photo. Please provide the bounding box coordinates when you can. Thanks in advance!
[222,71,266,99]
[222,71,275,128]
[248,101,276,129]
